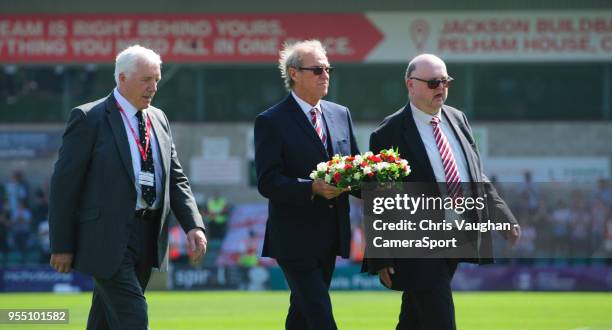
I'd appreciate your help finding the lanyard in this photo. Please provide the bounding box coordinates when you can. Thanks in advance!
[116,101,152,162]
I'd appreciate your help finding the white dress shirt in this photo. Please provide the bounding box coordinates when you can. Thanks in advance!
[113,88,163,210]
[291,91,328,144]
[410,103,471,184]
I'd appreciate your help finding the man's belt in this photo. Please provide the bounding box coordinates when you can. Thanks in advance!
[134,208,160,220]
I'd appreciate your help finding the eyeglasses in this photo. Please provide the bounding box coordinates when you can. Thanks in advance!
[298,66,334,75]
[409,76,454,89]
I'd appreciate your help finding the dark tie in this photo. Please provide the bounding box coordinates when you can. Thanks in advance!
[136,111,156,207]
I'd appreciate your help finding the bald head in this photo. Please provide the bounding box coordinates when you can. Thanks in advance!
[405,54,446,81]
[405,54,451,115]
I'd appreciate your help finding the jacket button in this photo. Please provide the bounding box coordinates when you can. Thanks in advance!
[329,205,334,208]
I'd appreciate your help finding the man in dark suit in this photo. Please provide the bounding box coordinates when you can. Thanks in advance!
[49,45,207,329]
[363,54,521,330]
[254,40,360,330]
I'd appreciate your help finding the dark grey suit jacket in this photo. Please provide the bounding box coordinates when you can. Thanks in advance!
[362,104,517,290]
[49,93,203,278]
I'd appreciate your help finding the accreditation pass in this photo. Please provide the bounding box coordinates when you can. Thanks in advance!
[139,171,154,186]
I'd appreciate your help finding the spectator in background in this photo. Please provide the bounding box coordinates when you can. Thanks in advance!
[31,186,49,228]
[551,200,571,258]
[38,219,50,264]
[203,192,229,240]
[513,222,536,259]
[590,199,609,255]
[237,229,259,267]
[569,192,591,259]
[594,178,612,207]
[0,198,10,263]
[604,216,612,257]
[168,224,190,264]
[520,170,540,213]
[532,200,552,257]
[11,199,32,264]
[5,170,30,219]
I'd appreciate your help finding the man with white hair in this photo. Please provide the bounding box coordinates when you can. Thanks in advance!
[255,40,360,329]
[49,45,207,329]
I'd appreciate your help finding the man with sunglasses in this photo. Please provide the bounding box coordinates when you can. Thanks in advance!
[254,40,359,330]
[363,54,520,329]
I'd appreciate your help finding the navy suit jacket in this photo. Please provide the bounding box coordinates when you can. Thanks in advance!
[362,104,517,290]
[254,94,360,259]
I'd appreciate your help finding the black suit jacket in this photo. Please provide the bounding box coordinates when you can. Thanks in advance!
[49,93,204,278]
[254,94,360,259]
[362,104,517,290]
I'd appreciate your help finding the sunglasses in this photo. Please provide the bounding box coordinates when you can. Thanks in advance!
[298,66,334,75]
[409,76,454,89]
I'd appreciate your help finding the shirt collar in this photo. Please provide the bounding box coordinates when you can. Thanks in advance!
[291,91,322,116]
[114,88,141,119]
[410,102,441,126]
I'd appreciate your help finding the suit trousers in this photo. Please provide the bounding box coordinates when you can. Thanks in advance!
[396,260,457,330]
[87,214,158,330]
[277,254,337,330]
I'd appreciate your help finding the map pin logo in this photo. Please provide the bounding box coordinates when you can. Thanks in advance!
[410,19,430,51]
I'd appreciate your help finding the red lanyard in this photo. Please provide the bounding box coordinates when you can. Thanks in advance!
[116,101,152,162]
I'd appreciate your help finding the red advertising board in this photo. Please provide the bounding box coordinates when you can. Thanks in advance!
[0,14,384,63]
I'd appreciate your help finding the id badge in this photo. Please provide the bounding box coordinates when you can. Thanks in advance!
[139,171,155,186]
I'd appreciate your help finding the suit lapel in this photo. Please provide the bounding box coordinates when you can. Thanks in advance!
[321,104,338,155]
[442,107,479,182]
[400,105,436,181]
[286,95,328,159]
[105,94,136,185]
[148,109,170,183]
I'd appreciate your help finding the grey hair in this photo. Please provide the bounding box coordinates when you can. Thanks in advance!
[405,60,417,81]
[114,45,162,85]
[278,39,327,90]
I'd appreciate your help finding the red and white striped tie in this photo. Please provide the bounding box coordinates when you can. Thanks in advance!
[310,108,327,147]
[431,116,463,199]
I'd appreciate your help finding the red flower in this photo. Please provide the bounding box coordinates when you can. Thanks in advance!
[367,172,375,177]
[361,161,369,168]
[333,172,342,183]
[344,163,353,170]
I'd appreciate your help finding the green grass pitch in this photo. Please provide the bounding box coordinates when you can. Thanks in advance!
[0,291,611,329]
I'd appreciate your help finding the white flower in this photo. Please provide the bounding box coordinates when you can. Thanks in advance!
[375,162,390,171]
[363,151,374,158]
[404,165,412,175]
[353,172,362,180]
[310,171,317,180]
[317,162,328,172]
[334,163,345,171]
[354,155,363,163]
[363,166,372,174]
[324,173,332,183]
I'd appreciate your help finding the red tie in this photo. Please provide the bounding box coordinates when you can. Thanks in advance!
[310,108,327,147]
[431,116,463,199]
